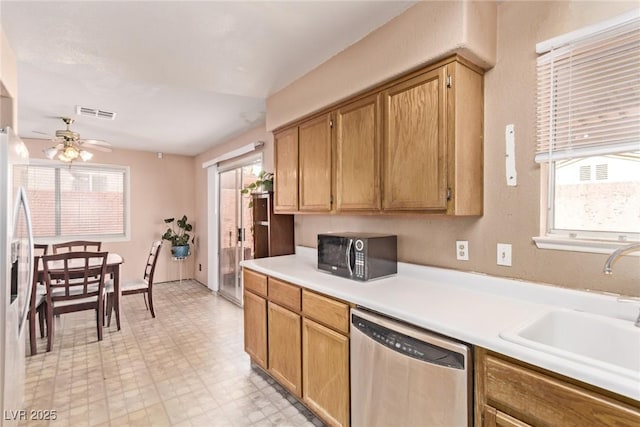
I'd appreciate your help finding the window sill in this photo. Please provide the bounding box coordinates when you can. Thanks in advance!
[533,236,640,255]
[35,235,130,245]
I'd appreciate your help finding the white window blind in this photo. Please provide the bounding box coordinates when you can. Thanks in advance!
[13,163,129,239]
[535,15,640,162]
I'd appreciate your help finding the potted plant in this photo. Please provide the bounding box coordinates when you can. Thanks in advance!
[241,171,274,195]
[162,215,194,257]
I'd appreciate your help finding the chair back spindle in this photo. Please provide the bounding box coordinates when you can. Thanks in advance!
[52,240,102,254]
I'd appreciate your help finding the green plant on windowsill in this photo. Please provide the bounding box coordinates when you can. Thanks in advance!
[162,215,194,258]
[241,171,273,208]
[241,171,274,195]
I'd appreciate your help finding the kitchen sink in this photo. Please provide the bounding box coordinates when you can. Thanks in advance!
[500,309,640,379]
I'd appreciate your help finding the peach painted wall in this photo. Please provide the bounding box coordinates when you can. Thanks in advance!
[23,138,196,283]
[266,0,497,131]
[267,1,640,296]
[193,125,274,286]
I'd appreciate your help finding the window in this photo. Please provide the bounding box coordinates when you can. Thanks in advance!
[535,12,640,250]
[13,162,129,241]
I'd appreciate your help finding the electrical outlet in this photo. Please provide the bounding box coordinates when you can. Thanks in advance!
[497,243,512,266]
[456,241,469,261]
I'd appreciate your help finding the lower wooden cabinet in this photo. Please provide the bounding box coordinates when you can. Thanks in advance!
[482,406,531,427]
[475,347,640,427]
[243,289,267,369]
[302,318,350,427]
[267,301,302,397]
[242,269,351,427]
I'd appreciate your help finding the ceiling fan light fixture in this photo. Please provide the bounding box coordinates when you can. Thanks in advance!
[79,150,93,161]
[43,146,58,160]
[63,145,80,161]
[44,116,111,163]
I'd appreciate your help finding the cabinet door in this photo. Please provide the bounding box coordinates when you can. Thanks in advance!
[274,127,299,213]
[335,94,381,211]
[299,114,332,212]
[302,318,350,427]
[483,406,531,427]
[478,348,640,426]
[382,67,447,211]
[243,290,267,369]
[267,302,302,397]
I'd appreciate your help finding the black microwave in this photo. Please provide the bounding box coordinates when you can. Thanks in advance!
[317,233,397,281]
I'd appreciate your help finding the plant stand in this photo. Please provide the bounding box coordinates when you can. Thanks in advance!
[172,255,188,285]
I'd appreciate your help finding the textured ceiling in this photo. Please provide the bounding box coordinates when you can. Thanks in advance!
[1,1,415,156]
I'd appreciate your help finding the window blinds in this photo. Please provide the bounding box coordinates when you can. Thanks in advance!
[14,163,127,239]
[535,15,640,162]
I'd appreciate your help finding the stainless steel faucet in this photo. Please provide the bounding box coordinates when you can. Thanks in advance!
[603,242,640,275]
[604,242,640,327]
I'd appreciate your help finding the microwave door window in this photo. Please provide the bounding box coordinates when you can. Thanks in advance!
[319,236,353,276]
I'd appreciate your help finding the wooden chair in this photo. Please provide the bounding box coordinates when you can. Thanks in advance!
[107,241,162,323]
[52,240,102,254]
[28,244,49,355]
[42,251,108,351]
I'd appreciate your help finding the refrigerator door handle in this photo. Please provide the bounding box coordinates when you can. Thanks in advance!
[12,186,34,334]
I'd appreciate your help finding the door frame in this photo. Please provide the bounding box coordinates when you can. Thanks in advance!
[206,153,262,297]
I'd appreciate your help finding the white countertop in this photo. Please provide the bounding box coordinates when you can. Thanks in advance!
[240,247,640,401]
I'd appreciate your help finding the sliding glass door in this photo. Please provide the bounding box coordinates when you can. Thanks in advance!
[218,158,260,304]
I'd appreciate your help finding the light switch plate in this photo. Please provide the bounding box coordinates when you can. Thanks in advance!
[456,241,469,261]
[497,243,512,266]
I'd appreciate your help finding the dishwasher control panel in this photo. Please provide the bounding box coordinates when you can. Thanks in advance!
[352,313,465,369]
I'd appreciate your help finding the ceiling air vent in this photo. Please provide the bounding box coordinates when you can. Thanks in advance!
[76,105,117,120]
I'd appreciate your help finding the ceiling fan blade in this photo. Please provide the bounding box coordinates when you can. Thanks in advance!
[81,139,112,147]
[32,130,52,136]
[84,145,112,153]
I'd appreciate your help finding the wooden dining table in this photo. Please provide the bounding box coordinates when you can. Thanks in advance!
[36,253,125,330]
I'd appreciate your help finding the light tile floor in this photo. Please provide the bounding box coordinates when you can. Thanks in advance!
[22,280,324,427]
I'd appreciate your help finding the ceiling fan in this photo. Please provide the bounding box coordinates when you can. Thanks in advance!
[42,117,112,163]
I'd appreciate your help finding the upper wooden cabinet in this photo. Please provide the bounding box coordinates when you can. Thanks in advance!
[382,61,483,214]
[382,67,446,211]
[445,61,484,216]
[335,94,381,212]
[274,127,299,213]
[299,113,333,212]
[271,55,483,216]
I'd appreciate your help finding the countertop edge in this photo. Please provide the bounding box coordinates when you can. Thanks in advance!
[240,253,640,402]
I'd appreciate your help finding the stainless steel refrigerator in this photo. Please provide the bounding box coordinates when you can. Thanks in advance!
[0,128,33,426]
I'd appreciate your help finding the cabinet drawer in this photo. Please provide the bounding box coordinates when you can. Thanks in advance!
[243,269,267,297]
[484,353,640,426]
[302,290,349,335]
[268,278,301,312]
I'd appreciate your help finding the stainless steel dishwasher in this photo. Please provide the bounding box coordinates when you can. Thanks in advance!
[350,308,472,427]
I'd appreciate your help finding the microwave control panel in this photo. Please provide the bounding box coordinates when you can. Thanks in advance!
[354,239,365,278]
